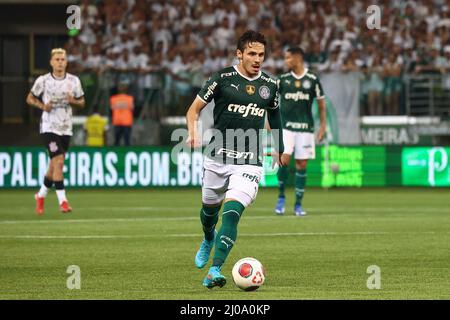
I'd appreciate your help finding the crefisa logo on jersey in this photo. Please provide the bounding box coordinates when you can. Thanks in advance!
[258,86,270,99]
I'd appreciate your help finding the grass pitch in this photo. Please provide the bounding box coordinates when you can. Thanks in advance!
[0,188,449,299]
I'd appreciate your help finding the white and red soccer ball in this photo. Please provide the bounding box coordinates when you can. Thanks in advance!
[232,257,265,291]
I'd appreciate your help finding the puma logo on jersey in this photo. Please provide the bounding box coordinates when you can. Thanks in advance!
[217,148,254,160]
[231,84,239,91]
[285,91,310,101]
[285,80,291,84]
[227,103,265,118]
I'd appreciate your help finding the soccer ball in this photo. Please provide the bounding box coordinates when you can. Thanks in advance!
[232,257,265,291]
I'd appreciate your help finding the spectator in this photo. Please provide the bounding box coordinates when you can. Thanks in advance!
[110,81,134,146]
[319,50,343,72]
[213,16,235,50]
[305,42,328,72]
[384,53,403,115]
[85,105,108,147]
[365,53,385,115]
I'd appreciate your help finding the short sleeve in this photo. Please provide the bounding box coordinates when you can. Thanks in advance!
[314,78,325,100]
[30,76,44,98]
[74,77,85,99]
[267,79,280,110]
[268,85,279,110]
[196,72,220,103]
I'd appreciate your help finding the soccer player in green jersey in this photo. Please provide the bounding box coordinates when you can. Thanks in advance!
[186,30,286,289]
[274,47,326,216]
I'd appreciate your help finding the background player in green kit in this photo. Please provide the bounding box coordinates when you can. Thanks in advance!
[186,30,286,289]
[275,47,326,216]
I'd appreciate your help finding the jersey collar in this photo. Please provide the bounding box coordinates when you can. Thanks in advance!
[51,72,67,80]
[233,65,261,81]
[291,68,308,79]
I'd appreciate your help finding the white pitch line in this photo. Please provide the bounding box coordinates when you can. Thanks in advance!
[0,208,447,225]
[0,215,300,225]
[0,206,445,214]
[0,231,447,240]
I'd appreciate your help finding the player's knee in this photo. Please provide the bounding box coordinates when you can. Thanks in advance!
[225,190,254,208]
[202,201,222,209]
[202,189,225,207]
[295,160,307,170]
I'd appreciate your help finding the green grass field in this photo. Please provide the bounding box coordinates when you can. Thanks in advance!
[0,188,449,299]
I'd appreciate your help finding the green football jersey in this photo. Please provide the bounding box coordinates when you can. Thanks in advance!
[278,69,325,132]
[197,66,279,166]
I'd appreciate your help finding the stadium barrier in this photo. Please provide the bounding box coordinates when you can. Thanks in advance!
[0,146,448,188]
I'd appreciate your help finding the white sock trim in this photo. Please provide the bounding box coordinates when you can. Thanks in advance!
[56,190,67,205]
[38,185,49,198]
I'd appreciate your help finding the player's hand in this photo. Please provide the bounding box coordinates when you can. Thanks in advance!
[267,151,288,168]
[317,126,326,142]
[186,135,201,148]
[41,103,52,112]
[66,94,77,105]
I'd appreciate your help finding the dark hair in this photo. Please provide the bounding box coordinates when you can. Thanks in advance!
[237,30,267,52]
[287,46,305,58]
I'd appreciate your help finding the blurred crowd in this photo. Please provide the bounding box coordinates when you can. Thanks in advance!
[64,0,450,117]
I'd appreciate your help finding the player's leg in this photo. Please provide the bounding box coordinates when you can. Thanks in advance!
[294,159,308,216]
[35,164,54,215]
[195,201,222,269]
[293,132,315,216]
[35,134,56,215]
[204,165,262,288]
[195,159,227,269]
[275,129,294,215]
[52,135,71,213]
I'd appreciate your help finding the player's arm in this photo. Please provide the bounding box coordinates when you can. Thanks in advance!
[187,72,220,147]
[315,79,326,142]
[186,96,207,148]
[67,77,86,108]
[67,95,85,108]
[266,87,285,166]
[26,92,52,112]
[27,76,52,112]
[317,98,326,142]
[267,107,285,162]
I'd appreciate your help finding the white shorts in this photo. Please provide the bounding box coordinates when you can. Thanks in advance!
[283,130,316,160]
[201,157,263,208]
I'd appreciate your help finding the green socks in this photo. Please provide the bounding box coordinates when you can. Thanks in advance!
[277,165,288,198]
[200,205,220,241]
[295,169,307,205]
[212,201,245,267]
